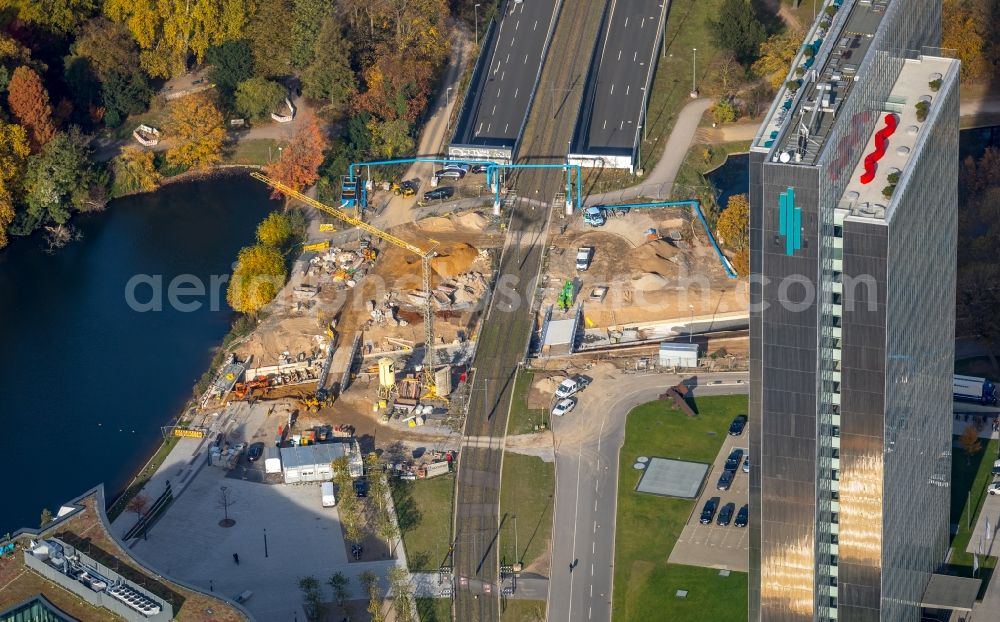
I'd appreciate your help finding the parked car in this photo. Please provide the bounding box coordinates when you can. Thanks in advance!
[728,415,748,436]
[993,459,1000,476]
[552,397,576,417]
[725,448,743,471]
[734,504,749,527]
[575,246,593,271]
[423,186,455,201]
[743,455,750,474]
[443,163,470,173]
[470,164,488,174]
[247,442,264,462]
[717,502,736,526]
[353,480,368,498]
[700,496,720,524]
[434,168,465,180]
[717,469,735,491]
[990,482,1000,495]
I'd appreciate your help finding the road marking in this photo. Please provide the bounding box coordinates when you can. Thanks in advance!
[624,17,629,28]
[592,541,595,554]
[594,500,598,511]
[626,85,630,96]
[514,88,519,99]
[602,120,607,129]
[524,54,528,64]
[568,450,584,621]
[516,20,519,30]
[492,105,497,116]
[610,84,614,95]
[618,50,621,61]
[534,20,538,31]
[634,51,638,62]
[501,71,505,81]
[589,606,593,619]
[590,564,594,576]
[504,123,509,134]
[593,521,597,533]
[506,53,510,64]
[510,36,515,47]
[590,584,593,596]
[641,17,646,28]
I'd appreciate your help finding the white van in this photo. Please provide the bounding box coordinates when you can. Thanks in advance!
[321,482,336,507]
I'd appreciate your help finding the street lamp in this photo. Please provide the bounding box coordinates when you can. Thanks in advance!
[689,305,695,343]
[475,4,482,46]
[691,48,698,97]
[263,528,269,558]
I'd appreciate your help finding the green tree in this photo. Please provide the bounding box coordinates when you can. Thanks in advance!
[388,566,414,622]
[298,576,322,622]
[332,456,363,544]
[206,39,255,98]
[328,572,350,608]
[371,119,414,158]
[361,570,385,622]
[63,57,102,126]
[112,145,161,195]
[22,128,105,230]
[708,0,766,65]
[712,100,737,124]
[226,243,287,314]
[234,77,286,121]
[256,211,293,248]
[302,16,357,115]
[102,71,153,128]
[247,0,295,77]
[291,0,330,69]
[72,17,142,81]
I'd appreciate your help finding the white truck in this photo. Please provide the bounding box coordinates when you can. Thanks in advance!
[321,481,336,507]
[555,375,591,399]
[576,246,593,271]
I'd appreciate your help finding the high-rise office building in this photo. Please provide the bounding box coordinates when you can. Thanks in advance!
[748,0,959,620]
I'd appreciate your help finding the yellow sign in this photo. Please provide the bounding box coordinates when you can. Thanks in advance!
[318,223,336,232]
[173,428,205,438]
[303,241,331,252]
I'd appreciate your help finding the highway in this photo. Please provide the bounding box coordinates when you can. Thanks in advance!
[452,1,608,620]
[575,0,667,152]
[451,0,559,148]
[547,370,750,622]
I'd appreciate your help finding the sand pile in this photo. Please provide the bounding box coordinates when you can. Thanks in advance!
[632,240,678,275]
[633,272,668,292]
[535,376,562,394]
[456,212,488,230]
[430,243,479,278]
[420,216,456,233]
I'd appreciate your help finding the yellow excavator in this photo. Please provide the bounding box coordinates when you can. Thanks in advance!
[390,180,418,197]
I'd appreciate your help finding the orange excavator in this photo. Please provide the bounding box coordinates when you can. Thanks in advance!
[233,375,270,400]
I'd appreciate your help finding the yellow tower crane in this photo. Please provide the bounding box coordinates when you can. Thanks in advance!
[249,172,444,402]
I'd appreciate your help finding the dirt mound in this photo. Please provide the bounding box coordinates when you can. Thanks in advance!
[633,272,668,292]
[631,240,678,276]
[456,212,489,230]
[419,216,456,233]
[430,243,479,278]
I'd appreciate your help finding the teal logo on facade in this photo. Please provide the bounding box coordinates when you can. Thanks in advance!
[778,187,802,256]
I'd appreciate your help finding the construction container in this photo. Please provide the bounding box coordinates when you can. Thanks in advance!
[378,358,396,389]
[264,446,282,474]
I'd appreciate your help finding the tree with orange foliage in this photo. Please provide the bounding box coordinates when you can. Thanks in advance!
[8,66,56,151]
[265,117,329,193]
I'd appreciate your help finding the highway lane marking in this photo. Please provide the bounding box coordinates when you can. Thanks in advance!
[634,51,638,62]
[598,0,619,67]
[590,584,593,596]
[610,84,614,95]
[534,20,538,30]
[592,541,595,554]
[589,606,592,619]
[624,17,629,29]
[591,564,594,576]
[524,54,528,64]
[501,71,505,81]
[504,123,509,133]
[641,17,646,28]
[514,88,519,98]
[593,520,597,533]
[492,104,496,116]
[626,85,630,96]
[506,53,510,64]
[618,50,621,61]
[568,449,584,621]
[516,20,519,30]
[510,36,515,47]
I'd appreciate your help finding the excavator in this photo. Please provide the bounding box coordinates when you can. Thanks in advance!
[233,375,270,400]
[299,391,333,413]
[390,180,418,198]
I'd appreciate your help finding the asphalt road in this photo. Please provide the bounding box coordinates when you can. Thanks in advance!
[547,370,749,622]
[453,0,559,146]
[579,0,667,151]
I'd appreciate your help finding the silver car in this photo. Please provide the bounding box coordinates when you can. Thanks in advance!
[552,397,576,416]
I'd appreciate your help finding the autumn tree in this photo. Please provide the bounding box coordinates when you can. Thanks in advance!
[8,0,98,35]
[126,493,150,520]
[361,570,385,622]
[8,66,57,151]
[942,0,988,81]
[22,128,106,231]
[256,212,294,248]
[165,94,226,171]
[72,17,142,80]
[105,0,254,78]
[717,194,750,252]
[388,566,414,622]
[234,77,286,121]
[753,30,803,90]
[959,424,982,462]
[265,117,329,191]
[302,17,357,116]
[226,243,287,314]
[112,146,161,196]
[40,508,54,527]
[0,121,30,248]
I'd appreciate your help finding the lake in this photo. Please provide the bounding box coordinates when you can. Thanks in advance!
[0,174,274,533]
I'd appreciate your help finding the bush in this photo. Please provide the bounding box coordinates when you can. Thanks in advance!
[712,100,738,124]
[804,46,815,58]
[916,100,930,122]
[795,66,806,77]
[882,185,895,199]
[825,4,838,16]
[786,80,801,92]
[929,78,942,92]
[887,171,900,184]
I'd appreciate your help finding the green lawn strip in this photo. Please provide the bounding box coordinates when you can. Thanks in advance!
[416,597,452,622]
[612,395,749,622]
[500,599,546,621]
[499,453,555,570]
[949,438,999,572]
[506,369,550,435]
[107,435,179,522]
[228,138,280,165]
[391,475,455,572]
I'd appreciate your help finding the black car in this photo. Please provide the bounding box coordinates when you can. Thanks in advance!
[734,504,749,528]
[724,448,743,471]
[728,415,748,436]
[353,479,368,498]
[423,186,455,201]
[717,469,735,491]
[470,164,488,174]
[700,496,720,524]
[246,442,265,462]
[717,502,736,526]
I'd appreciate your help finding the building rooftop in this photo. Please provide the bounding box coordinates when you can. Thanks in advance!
[838,55,957,221]
[754,0,889,163]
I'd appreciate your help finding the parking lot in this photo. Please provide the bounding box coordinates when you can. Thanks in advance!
[667,424,750,571]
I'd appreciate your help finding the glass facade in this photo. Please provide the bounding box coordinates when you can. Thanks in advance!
[750,1,954,621]
[0,597,77,622]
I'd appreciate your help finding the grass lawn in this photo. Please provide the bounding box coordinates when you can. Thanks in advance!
[391,475,455,571]
[948,437,999,573]
[612,394,749,622]
[506,370,549,435]
[500,599,546,621]
[228,138,280,166]
[416,597,452,622]
[499,453,555,571]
